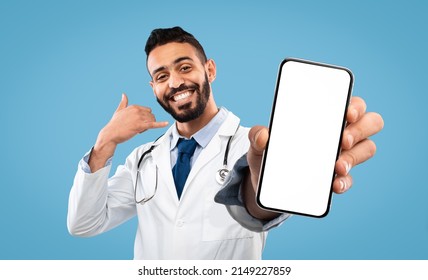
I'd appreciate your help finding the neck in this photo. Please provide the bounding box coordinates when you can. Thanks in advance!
[176,100,218,138]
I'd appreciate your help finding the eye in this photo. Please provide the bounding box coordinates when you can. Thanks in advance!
[156,73,168,82]
[180,65,192,72]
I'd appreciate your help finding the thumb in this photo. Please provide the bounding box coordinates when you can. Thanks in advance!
[248,126,269,155]
[115,93,128,113]
[247,126,269,192]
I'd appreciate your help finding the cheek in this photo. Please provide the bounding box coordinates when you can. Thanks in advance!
[152,85,165,98]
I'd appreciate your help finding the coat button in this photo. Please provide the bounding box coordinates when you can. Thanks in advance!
[176,219,184,227]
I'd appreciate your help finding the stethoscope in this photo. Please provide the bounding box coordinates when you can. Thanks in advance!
[134,124,240,205]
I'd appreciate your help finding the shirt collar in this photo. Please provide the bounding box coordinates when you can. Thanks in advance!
[170,107,229,151]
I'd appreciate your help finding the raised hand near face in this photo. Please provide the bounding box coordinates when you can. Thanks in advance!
[88,93,169,172]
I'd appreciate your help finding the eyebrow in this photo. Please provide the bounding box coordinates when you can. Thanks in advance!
[151,56,194,77]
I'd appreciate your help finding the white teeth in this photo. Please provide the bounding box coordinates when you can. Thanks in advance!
[173,91,191,101]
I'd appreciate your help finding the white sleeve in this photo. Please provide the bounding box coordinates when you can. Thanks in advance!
[79,148,113,173]
[67,149,138,237]
[214,154,291,232]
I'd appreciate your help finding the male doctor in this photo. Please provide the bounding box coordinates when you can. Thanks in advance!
[67,27,384,259]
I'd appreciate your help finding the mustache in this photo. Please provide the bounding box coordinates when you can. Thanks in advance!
[165,84,198,100]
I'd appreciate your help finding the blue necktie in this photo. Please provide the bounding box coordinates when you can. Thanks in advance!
[172,138,198,199]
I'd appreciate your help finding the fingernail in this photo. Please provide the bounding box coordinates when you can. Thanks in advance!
[254,129,262,143]
[352,109,358,119]
[340,179,347,192]
[347,134,354,147]
[253,129,266,151]
[344,161,351,175]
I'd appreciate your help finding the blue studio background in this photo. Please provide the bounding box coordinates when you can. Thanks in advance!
[1,0,427,259]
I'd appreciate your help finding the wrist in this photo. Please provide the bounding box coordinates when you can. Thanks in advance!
[88,133,117,172]
[93,133,117,160]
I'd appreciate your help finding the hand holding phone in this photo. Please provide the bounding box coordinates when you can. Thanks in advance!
[256,58,353,217]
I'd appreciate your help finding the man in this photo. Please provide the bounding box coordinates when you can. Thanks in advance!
[67,27,384,259]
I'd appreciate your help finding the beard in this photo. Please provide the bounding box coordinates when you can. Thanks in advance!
[156,74,211,123]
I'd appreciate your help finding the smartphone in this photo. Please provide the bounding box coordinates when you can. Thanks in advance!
[256,58,353,217]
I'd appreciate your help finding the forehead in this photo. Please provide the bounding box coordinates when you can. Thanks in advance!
[147,42,201,72]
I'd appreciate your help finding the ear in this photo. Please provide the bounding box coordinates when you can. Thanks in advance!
[149,81,157,97]
[205,59,217,83]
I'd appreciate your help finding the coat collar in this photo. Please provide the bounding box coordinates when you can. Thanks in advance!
[152,109,240,148]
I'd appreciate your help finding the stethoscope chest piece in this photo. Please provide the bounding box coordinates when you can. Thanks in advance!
[215,124,239,185]
[216,167,230,185]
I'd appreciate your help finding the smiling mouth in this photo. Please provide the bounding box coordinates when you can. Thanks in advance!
[171,90,194,102]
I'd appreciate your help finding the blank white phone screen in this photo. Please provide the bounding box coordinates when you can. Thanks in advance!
[257,59,353,217]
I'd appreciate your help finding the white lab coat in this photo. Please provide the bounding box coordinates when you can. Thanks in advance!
[68,112,267,259]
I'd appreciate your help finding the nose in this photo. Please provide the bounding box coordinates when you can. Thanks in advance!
[168,72,184,89]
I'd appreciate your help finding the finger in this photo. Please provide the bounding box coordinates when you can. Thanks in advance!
[247,126,269,191]
[143,121,169,130]
[127,104,153,113]
[347,96,366,123]
[136,110,169,132]
[115,93,129,113]
[333,174,353,194]
[342,112,384,150]
[335,139,377,176]
[248,125,269,155]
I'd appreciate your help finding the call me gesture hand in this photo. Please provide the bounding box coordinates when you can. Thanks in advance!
[88,93,169,172]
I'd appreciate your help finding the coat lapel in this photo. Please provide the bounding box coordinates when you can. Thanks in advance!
[150,127,179,205]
